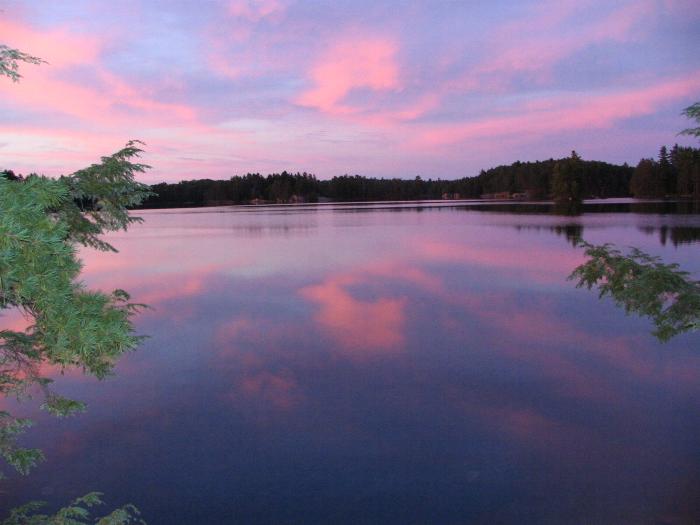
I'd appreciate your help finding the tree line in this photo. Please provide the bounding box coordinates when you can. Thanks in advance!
[630,145,700,199]
[134,156,631,208]
[126,145,697,208]
[4,144,699,208]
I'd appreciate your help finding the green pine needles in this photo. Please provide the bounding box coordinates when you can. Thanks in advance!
[570,242,700,342]
[1,42,151,522]
[1,492,144,525]
[0,45,44,83]
[680,102,700,139]
[0,142,153,477]
[570,104,700,340]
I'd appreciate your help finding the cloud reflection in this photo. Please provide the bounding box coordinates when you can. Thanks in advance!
[301,275,406,355]
[8,206,699,522]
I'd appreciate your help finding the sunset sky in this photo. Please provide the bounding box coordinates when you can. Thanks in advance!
[1,0,699,182]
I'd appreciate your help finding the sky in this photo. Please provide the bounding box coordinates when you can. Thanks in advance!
[1,0,699,183]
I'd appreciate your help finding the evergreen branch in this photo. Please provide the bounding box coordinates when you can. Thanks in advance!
[0,45,45,82]
[570,242,700,342]
[1,492,145,524]
[679,102,700,139]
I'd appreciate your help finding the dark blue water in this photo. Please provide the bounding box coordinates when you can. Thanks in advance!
[3,200,700,523]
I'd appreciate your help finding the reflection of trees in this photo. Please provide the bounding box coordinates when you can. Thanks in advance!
[472,200,700,216]
[638,225,700,247]
[512,224,585,247]
[513,213,700,249]
[668,227,700,246]
[570,242,700,342]
[552,224,584,247]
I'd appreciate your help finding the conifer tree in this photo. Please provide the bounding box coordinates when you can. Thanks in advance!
[0,144,152,475]
[551,151,583,202]
[0,43,150,474]
[1,42,148,524]
[658,145,675,196]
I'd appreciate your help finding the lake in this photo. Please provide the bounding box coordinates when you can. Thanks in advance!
[4,199,700,523]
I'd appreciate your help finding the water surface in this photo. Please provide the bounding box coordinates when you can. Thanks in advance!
[4,200,700,523]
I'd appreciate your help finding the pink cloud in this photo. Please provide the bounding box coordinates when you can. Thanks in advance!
[478,1,653,83]
[0,127,125,167]
[588,1,656,42]
[228,0,288,22]
[0,18,102,68]
[0,19,197,132]
[207,48,243,80]
[0,68,196,127]
[354,92,442,127]
[415,73,700,147]
[412,1,658,123]
[297,36,400,115]
[1,1,695,182]
[97,71,196,121]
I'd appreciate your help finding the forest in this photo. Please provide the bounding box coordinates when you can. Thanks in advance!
[3,146,699,208]
[123,145,699,208]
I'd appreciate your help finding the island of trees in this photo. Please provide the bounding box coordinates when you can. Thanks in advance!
[102,145,698,209]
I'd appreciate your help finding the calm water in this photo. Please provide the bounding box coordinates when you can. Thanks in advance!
[3,200,700,523]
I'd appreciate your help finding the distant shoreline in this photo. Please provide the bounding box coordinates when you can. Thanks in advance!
[133,197,700,213]
[134,148,700,210]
